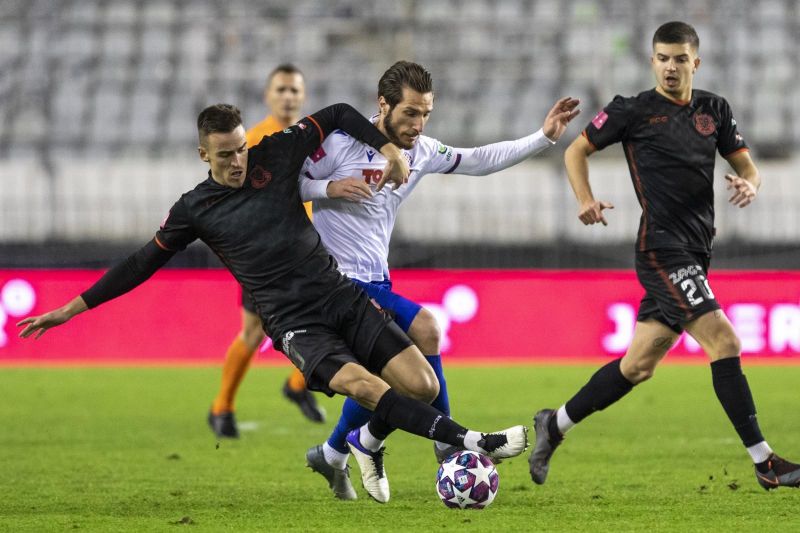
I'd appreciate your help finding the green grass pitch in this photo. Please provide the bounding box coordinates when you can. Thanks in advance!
[0,364,798,532]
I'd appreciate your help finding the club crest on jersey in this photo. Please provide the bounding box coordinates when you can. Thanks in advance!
[248,165,272,189]
[693,113,716,136]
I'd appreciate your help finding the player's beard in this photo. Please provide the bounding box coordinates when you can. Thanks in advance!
[382,110,411,150]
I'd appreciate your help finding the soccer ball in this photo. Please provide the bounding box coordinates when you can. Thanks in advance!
[436,450,499,509]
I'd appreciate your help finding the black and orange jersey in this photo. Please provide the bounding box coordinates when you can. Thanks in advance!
[583,88,748,253]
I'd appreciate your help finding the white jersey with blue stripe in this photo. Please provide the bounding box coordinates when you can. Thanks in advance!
[299,125,555,282]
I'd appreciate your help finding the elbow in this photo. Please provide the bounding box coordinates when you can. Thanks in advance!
[564,141,590,166]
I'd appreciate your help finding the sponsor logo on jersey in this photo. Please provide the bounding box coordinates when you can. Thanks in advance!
[437,144,447,154]
[591,110,608,129]
[310,146,327,162]
[366,149,376,162]
[362,168,383,184]
[248,165,272,189]
[283,128,292,134]
[648,115,669,125]
[297,122,307,130]
[693,113,716,136]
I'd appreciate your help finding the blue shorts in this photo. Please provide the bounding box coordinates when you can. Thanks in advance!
[350,278,422,333]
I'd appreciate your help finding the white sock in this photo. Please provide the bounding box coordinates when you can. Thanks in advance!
[747,441,773,464]
[556,405,576,434]
[322,442,349,470]
[462,430,483,453]
[434,441,451,451]
[358,425,384,452]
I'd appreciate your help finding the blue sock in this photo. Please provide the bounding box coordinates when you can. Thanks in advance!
[327,398,373,453]
[426,355,451,417]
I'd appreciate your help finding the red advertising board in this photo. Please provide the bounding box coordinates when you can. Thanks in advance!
[1,269,799,364]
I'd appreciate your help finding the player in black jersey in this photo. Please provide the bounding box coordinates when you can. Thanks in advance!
[17,102,528,497]
[529,21,800,490]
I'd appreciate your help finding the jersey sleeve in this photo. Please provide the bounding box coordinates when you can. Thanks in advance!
[154,196,197,252]
[583,96,631,151]
[717,98,749,157]
[298,148,332,201]
[269,103,390,170]
[416,137,463,175]
[297,132,351,200]
[80,239,175,309]
[422,129,555,176]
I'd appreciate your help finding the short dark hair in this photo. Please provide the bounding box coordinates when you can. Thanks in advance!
[652,21,699,51]
[267,63,304,86]
[197,104,242,144]
[378,61,433,107]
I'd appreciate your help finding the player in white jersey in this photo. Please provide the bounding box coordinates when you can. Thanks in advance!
[302,61,580,502]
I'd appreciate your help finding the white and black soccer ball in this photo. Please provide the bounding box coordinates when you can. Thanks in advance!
[436,450,499,509]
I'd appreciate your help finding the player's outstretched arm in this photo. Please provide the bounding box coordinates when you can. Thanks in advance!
[17,296,89,339]
[564,134,614,226]
[542,97,581,142]
[439,97,581,178]
[724,150,760,208]
[17,239,175,340]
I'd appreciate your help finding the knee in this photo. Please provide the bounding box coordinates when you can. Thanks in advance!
[397,365,440,403]
[341,376,387,409]
[621,358,657,385]
[709,333,741,360]
[415,372,440,404]
[410,308,442,355]
[380,345,442,403]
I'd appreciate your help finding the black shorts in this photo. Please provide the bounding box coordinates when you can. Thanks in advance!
[241,288,257,314]
[274,284,413,396]
[635,249,721,334]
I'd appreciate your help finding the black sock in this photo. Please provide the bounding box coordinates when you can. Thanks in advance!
[564,358,634,423]
[371,388,468,446]
[366,413,395,441]
[711,357,764,447]
[547,412,563,443]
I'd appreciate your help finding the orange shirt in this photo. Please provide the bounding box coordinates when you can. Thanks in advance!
[246,115,313,219]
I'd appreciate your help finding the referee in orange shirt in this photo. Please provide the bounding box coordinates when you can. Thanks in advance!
[208,64,324,438]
